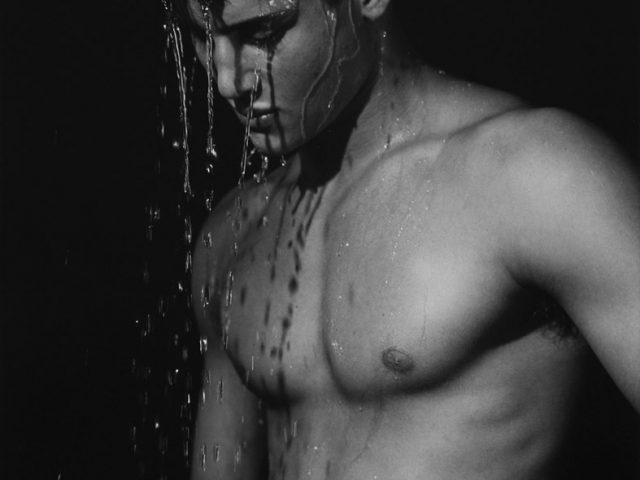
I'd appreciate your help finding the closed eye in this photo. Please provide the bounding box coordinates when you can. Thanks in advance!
[234,9,298,48]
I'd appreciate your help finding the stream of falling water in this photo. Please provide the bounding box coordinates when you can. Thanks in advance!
[132,2,266,478]
[240,70,261,186]
[166,1,193,198]
[131,3,204,478]
[202,4,218,160]
[134,2,294,477]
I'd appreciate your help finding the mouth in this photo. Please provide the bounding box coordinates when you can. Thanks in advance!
[236,108,278,132]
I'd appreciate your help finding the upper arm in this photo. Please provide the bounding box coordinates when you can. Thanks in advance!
[500,109,640,411]
[190,210,267,479]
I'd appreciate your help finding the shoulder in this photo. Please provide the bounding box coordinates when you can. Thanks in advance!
[448,106,638,208]
[191,168,289,322]
[462,107,640,284]
[482,107,639,225]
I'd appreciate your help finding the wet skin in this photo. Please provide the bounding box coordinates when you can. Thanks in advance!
[189,1,640,479]
[186,0,373,156]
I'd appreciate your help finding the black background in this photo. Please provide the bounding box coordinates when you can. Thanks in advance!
[2,1,639,479]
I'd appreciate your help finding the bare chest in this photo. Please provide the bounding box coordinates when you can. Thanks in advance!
[210,179,555,404]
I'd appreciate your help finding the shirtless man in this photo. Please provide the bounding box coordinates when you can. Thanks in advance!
[181,0,640,478]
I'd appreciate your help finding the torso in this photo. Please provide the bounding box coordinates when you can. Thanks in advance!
[195,79,625,479]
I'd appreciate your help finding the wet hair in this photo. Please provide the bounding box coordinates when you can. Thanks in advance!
[167,0,200,29]
[168,0,342,30]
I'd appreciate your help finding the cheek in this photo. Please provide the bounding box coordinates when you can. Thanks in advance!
[271,26,335,115]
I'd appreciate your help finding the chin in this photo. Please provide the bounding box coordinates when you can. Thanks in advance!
[249,131,303,158]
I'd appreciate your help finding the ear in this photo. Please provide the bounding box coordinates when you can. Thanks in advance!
[358,0,391,20]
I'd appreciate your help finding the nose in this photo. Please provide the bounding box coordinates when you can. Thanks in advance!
[213,36,259,101]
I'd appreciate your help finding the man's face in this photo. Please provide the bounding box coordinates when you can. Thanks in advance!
[186,0,374,155]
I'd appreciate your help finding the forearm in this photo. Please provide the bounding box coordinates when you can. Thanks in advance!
[190,349,267,480]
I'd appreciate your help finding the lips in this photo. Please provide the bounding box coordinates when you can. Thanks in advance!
[236,108,278,131]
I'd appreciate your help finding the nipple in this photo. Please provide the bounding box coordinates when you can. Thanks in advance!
[381,347,414,374]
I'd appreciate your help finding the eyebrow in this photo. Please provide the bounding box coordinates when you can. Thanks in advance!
[188,4,297,36]
[218,9,297,34]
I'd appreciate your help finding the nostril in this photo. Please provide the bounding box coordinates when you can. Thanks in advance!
[234,73,262,112]
[242,70,262,98]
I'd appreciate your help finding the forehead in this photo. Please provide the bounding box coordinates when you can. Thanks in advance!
[187,0,299,27]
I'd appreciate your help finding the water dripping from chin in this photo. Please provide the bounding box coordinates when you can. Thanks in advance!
[239,69,261,186]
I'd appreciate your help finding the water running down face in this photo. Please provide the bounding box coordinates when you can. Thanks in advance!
[185,0,379,156]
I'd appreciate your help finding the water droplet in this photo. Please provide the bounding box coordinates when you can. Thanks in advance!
[255,154,270,183]
[224,271,234,308]
[217,379,224,403]
[234,444,242,471]
[200,443,207,471]
[158,296,167,318]
[203,232,213,248]
[384,134,391,150]
[205,189,215,211]
[167,368,179,386]
[199,336,209,354]
[201,284,210,309]
[142,263,150,284]
[184,216,192,244]
[185,249,192,272]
